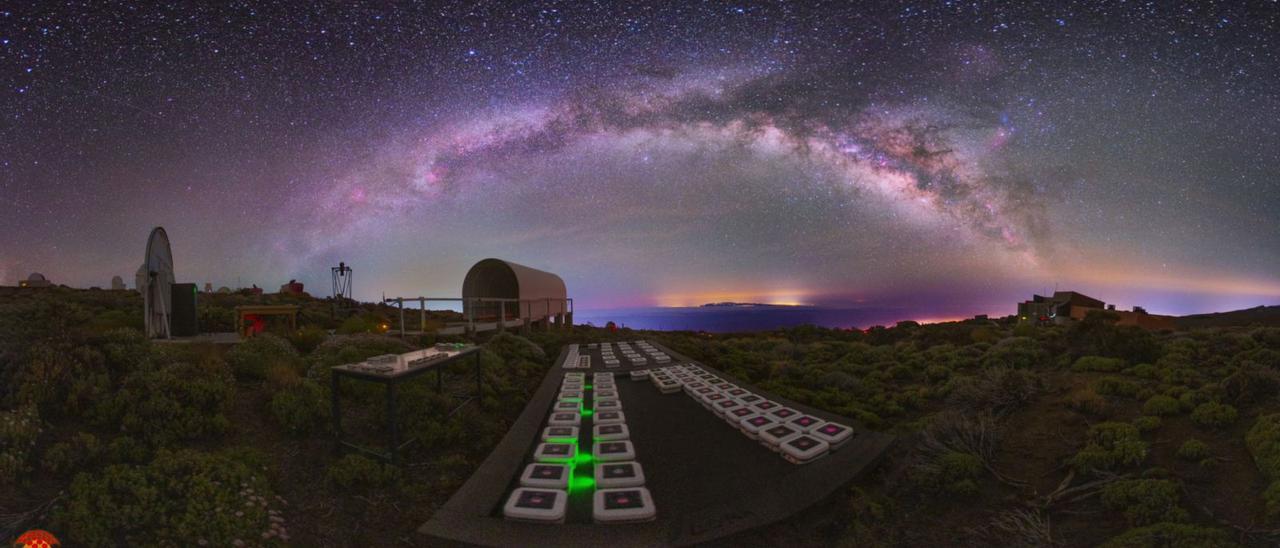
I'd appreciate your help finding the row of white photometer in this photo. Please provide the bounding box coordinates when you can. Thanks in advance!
[503,371,657,524]
[561,344,591,369]
[632,363,855,464]
[587,340,672,369]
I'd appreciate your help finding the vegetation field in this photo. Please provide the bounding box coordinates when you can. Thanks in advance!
[2,287,1279,547]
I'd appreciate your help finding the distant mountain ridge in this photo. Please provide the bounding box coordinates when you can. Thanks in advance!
[1176,304,1280,329]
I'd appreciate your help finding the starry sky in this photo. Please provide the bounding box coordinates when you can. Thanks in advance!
[2,1,1279,320]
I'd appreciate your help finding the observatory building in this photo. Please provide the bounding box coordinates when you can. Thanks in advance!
[462,258,571,330]
[18,273,52,288]
[111,275,126,290]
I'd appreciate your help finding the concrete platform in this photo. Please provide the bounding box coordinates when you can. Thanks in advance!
[419,340,894,547]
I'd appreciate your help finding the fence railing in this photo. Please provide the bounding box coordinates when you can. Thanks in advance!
[382,296,574,336]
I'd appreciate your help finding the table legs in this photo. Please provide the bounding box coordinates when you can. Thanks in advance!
[387,382,399,465]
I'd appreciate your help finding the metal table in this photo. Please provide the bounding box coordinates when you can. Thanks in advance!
[331,346,483,464]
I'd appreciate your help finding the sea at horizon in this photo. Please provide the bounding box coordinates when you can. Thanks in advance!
[572,305,987,333]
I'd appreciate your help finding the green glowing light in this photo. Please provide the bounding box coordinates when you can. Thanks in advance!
[569,474,595,492]
[560,397,582,403]
[580,408,594,417]
[568,449,596,493]
[585,384,593,390]
[545,437,577,444]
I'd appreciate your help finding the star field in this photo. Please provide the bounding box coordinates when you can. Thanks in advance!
[2,1,1278,317]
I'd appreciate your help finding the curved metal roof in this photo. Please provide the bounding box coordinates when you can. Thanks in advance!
[462,258,566,301]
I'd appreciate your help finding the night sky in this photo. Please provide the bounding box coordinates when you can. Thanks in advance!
[3,1,1278,319]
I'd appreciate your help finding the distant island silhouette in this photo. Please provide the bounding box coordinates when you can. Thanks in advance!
[699,302,806,308]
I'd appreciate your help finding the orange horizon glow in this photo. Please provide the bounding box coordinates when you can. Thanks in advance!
[652,289,815,308]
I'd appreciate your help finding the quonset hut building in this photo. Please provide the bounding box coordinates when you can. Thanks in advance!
[461,258,571,330]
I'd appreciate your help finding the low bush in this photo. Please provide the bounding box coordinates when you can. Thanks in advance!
[42,432,101,476]
[1100,479,1188,525]
[1127,363,1157,379]
[1095,377,1141,398]
[53,448,288,546]
[946,367,1040,416]
[1100,522,1237,547]
[0,404,42,484]
[913,451,983,496]
[1073,356,1126,372]
[1190,402,1238,429]
[110,361,235,447]
[1072,422,1148,473]
[1177,439,1210,461]
[1132,416,1162,433]
[1246,414,1280,516]
[287,325,329,355]
[924,364,951,382]
[105,435,150,465]
[336,315,385,335]
[980,337,1047,369]
[1222,364,1280,405]
[269,380,329,436]
[1067,388,1111,417]
[326,454,400,492]
[1142,395,1182,416]
[225,334,303,380]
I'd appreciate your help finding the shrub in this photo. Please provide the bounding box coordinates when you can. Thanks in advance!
[1067,389,1110,417]
[913,451,983,496]
[287,325,329,354]
[96,328,153,377]
[105,435,150,465]
[946,367,1040,415]
[1100,522,1237,547]
[423,453,474,492]
[1222,364,1280,405]
[1101,479,1188,526]
[1246,414,1280,516]
[1072,422,1148,473]
[1190,402,1238,429]
[1133,416,1162,433]
[1177,439,1210,461]
[225,334,302,380]
[1127,363,1156,379]
[886,364,915,381]
[111,361,235,447]
[980,337,1046,369]
[1142,395,1182,416]
[53,448,288,546]
[1073,356,1126,372]
[1095,377,1141,398]
[924,364,951,382]
[265,362,302,389]
[269,380,329,436]
[326,454,400,492]
[0,405,42,484]
[42,432,101,476]
[336,315,384,334]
